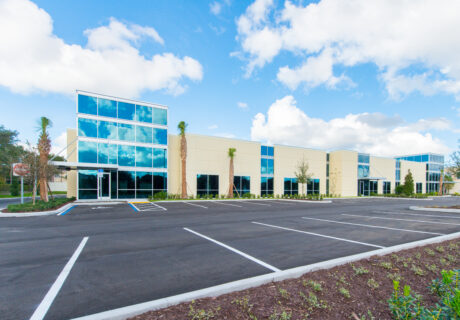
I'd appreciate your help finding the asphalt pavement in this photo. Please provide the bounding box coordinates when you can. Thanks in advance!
[1,196,459,320]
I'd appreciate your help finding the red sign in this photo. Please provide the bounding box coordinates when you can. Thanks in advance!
[12,163,30,176]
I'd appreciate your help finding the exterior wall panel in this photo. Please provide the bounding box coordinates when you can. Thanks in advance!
[369,156,396,193]
[400,160,426,193]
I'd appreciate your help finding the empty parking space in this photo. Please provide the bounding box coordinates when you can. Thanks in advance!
[1,196,459,319]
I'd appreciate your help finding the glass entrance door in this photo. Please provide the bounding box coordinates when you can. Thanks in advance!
[98,172,111,200]
[358,179,369,196]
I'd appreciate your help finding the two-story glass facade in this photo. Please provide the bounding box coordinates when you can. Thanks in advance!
[76,91,168,200]
[395,153,444,193]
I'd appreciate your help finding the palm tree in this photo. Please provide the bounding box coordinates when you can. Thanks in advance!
[37,117,52,202]
[227,148,236,198]
[178,121,188,198]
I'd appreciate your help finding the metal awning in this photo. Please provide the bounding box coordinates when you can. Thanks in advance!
[49,161,118,170]
[358,177,386,180]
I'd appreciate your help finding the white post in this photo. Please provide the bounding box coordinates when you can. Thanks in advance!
[21,176,24,204]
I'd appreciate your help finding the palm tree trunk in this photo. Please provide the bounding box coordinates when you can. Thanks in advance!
[39,153,48,202]
[180,135,187,198]
[228,157,234,198]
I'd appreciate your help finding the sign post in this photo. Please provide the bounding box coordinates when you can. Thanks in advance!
[12,163,30,204]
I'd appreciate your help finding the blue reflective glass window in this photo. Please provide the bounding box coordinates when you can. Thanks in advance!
[118,171,135,189]
[153,108,167,125]
[118,123,135,141]
[267,159,274,174]
[135,105,152,123]
[153,128,167,145]
[136,146,153,167]
[98,121,117,140]
[108,144,117,164]
[261,146,267,156]
[136,171,153,189]
[136,126,152,144]
[78,118,97,138]
[98,98,117,118]
[118,102,135,120]
[267,147,274,157]
[153,148,167,168]
[78,170,97,189]
[154,172,167,191]
[358,164,369,178]
[261,158,267,174]
[98,143,109,164]
[358,154,370,164]
[78,140,97,163]
[78,94,97,115]
[118,145,135,166]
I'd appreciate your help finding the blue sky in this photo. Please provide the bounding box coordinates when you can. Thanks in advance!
[0,0,458,158]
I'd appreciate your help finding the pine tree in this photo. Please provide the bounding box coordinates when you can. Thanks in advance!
[403,170,414,195]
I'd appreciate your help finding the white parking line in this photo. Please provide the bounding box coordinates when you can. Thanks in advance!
[183,202,208,209]
[343,214,460,226]
[301,217,444,236]
[374,210,460,220]
[30,237,89,320]
[184,228,280,272]
[211,201,243,208]
[130,202,167,212]
[252,221,384,249]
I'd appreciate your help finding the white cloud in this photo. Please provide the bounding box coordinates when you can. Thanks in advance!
[0,0,203,97]
[51,131,67,158]
[251,96,451,156]
[237,101,248,109]
[210,2,222,15]
[208,124,218,130]
[237,0,460,99]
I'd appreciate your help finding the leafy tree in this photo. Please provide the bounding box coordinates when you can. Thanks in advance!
[450,140,460,178]
[0,125,25,183]
[178,121,188,198]
[227,148,236,198]
[443,174,454,194]
[10,178,19,196]
[294,158,313,195]
[403,170,414,195]
[37,117,52,202]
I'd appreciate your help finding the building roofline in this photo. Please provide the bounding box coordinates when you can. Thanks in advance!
[76,90,168,109]
[394,152,444,158]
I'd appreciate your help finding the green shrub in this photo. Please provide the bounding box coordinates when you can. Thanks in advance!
[388,270,460,319]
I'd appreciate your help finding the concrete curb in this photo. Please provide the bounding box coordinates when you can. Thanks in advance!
[153,198,330,204]
[71,231,460,320]
[410,206,460,213]
[0,202,75,217]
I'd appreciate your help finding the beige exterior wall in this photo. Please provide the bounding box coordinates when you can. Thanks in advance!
[400,160,426,193]
[369,156,396,193]
[66,128,77,198]
[168,134,261,196]
[329,150,358,197]
[273,145,327,195]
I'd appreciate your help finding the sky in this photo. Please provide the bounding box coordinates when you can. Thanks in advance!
[0,0,459,159]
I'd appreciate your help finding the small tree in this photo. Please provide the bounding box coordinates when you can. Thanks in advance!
[450,140,460,178]
[403,170,414,195]
[295,158,313,196]
[227,148,236,198]
[22,143,40,205]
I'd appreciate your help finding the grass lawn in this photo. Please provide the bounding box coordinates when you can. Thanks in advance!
[3,197,75,213]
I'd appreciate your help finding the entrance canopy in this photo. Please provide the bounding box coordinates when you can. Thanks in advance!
[49,161,117,171]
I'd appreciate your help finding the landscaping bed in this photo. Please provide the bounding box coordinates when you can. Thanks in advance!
[2,197,75,213]
[131,238,460,320]
[428,205,460,209]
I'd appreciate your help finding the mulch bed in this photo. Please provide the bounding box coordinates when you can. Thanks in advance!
[131,238,460,320]
[1,199,74,213]
[428,205,460,209]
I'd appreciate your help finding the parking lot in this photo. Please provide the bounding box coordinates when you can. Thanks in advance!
[1,197,460,320]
